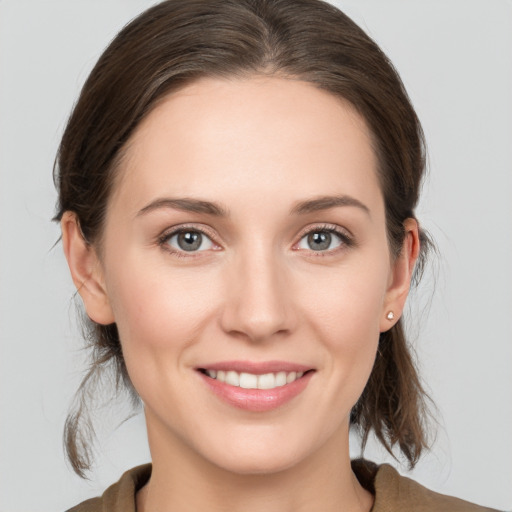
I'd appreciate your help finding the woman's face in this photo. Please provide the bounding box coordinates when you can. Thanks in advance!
[68,76,416,474]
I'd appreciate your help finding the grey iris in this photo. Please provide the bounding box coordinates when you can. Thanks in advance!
[308,232,331,251]
[178,231,202,251]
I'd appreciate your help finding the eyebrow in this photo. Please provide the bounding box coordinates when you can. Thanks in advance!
[290,195,370,216]
[137,194,370,218]
[137,198,229,217]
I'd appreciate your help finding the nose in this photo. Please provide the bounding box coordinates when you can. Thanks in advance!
[219,246,296,343]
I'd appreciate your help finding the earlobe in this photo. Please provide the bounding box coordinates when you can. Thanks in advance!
[61,212,115,325]
[380,218,420,332]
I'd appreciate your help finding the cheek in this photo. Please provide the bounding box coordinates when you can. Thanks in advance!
[300,260,388,394]
[104,260,223,411]
[304,260,389,341]
[105,256,219,357]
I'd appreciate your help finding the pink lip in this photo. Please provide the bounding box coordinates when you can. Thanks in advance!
[196,361,315,412]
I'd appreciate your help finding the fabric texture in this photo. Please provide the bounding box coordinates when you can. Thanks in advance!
[66,460,500,511]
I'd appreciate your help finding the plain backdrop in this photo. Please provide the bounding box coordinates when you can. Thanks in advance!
[0,1,511,510]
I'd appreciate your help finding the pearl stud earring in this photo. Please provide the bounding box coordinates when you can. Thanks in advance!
[386,311,395,320]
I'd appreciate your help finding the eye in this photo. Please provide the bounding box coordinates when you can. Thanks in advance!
[165,229,215,253]
[296,228,349,252]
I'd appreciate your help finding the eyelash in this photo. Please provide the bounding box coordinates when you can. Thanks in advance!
[157,223,355,258]
[294,223,355,256]
[157,224,219,259]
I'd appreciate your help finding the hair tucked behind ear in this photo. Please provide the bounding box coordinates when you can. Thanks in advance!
[352,323,426,467]
[351,321,430,468]
[351,231,435,469]
[55,0,435,476]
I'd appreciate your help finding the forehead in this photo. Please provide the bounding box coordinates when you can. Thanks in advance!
[111,76,382,215]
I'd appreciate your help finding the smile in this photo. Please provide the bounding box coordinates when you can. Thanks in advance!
[196,362,315,412]
[200,369,305,390]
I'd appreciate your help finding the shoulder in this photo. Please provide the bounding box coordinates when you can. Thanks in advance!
[352,460,501,512]
[65,464,151,512]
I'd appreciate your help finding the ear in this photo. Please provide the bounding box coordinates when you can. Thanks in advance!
[61,211,115,325]
[380,218,420,332]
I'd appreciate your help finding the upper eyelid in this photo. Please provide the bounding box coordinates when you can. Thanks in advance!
[292,224,355,255]
[295,223,353,240]
[158,225,220,256]
[159,223,217,241]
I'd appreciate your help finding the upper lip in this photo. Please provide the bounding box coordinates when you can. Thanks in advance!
[196,360,313,374]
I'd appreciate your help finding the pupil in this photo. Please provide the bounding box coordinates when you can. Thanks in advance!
[178,232,202,251]
[308,232,331,251]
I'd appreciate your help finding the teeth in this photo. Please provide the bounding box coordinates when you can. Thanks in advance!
[257,373,275,389]
[275,371,287,387]
[225,371,239,386]
[205,369,306,390]
[286,371,297,383]
[240,372,258,389]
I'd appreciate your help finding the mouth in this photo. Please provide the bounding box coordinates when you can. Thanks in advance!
[198,368,309,390]
[196,362,315,412]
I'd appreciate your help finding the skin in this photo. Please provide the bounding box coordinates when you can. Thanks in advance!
[62,76,419,512]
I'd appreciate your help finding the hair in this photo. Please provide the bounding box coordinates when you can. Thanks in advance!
[54,0,433,477]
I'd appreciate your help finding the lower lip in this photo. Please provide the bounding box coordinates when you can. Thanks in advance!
[198,371,314,412]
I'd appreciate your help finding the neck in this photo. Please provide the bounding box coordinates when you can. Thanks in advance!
[137,419,373,512]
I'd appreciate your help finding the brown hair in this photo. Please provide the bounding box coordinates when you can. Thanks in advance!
[54,0,433,477]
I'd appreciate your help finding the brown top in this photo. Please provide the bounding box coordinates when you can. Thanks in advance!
[67,460,500,512]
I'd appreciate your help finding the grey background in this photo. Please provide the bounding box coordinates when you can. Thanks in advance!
[1,0,511,510]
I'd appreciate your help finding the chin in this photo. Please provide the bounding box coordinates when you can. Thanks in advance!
[212,451,303,476]
[197,433,314,476]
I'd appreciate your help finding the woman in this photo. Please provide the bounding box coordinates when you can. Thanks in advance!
[54,0,500,510]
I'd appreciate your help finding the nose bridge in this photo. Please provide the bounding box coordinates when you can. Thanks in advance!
[221,240,293,342]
